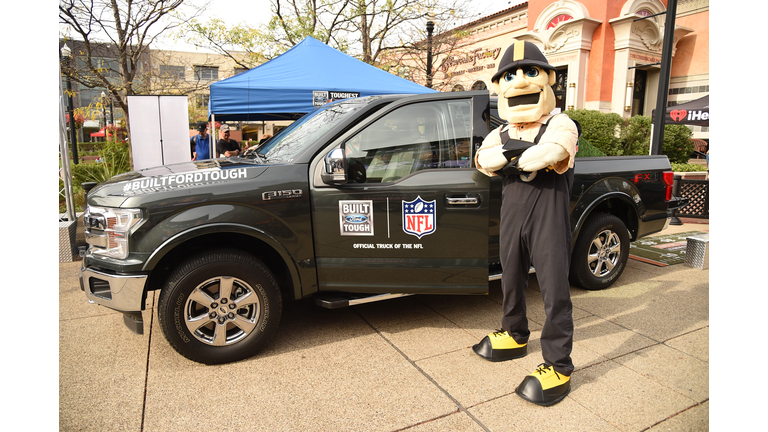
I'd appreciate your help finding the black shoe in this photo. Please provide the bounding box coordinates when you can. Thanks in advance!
[515,363,571,406]
[472,330,527,362]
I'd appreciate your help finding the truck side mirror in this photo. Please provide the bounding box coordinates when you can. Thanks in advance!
[321,147,348,185]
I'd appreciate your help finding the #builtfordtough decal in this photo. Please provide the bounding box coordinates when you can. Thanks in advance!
[122,168,248,193]
[339,200,374,236]
[403,196,436,239]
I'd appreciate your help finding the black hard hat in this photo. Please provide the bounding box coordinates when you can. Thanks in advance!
[491,41,555,83]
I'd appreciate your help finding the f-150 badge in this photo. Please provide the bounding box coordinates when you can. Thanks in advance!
[403,196,436,239]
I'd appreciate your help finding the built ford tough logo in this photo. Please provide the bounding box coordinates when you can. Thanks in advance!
[339,200,374,236]
[402,196,436,239]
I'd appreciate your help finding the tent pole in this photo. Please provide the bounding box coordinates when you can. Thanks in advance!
[211,114,216,159]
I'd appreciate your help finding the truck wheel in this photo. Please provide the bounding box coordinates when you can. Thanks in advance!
[570,213,629,291]
[157,249,282,364]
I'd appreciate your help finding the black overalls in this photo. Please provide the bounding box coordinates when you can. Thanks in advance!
[498,125,575,377]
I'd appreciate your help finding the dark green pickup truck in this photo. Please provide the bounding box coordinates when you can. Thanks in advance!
[80,91,685,364]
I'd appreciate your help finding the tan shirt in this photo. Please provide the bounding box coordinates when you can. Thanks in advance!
[475,113,578,177]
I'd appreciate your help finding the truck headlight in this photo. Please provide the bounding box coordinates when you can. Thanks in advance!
[84,206,143,259]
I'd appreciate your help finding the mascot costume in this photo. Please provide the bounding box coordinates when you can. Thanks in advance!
[474,41,578,407]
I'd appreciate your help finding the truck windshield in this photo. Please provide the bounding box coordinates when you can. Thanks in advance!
[246,97,378,163]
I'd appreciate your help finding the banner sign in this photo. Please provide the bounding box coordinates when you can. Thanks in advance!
[313,91,361,107]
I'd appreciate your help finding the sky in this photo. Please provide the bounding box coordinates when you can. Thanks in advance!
[150,0,526,51]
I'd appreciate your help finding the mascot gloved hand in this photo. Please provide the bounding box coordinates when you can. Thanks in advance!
[473,41,578,408]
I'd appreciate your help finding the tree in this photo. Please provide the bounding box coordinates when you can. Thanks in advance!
[186,18,267,69]
[59,0,210,166]
[376,20,472,92]
[184,0,474,67]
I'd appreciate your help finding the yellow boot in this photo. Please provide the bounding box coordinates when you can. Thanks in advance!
[516,363,571,406]
[472,330,527,362]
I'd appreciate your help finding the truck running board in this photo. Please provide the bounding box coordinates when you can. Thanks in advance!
[315,292,414,309]
[314,265,535,309]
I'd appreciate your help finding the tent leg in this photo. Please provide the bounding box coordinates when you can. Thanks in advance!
[211,114,216,158]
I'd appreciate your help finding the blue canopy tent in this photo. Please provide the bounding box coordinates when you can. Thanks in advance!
[208,36,437,122]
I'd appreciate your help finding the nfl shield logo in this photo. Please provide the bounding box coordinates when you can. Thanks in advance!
[402,196,436,239]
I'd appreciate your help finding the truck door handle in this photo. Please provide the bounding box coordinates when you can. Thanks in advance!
[445,193,481,207]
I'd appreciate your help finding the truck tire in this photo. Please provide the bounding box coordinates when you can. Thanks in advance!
[569,213,629,291]
[157,249,282,364]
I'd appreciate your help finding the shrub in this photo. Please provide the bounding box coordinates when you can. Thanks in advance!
[72,141,132,185]
[59,177,86,214]
[575,136,606,157]
[567,109,696,162]
[565,109,624,156]
[621,115,651,156]
[671,162,706,172]
[662,124,694,164]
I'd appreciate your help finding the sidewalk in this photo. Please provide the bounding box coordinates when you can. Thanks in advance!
[59,220,709,431]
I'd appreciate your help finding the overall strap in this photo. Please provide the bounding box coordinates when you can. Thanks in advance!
[533,114,557,144]
[499,114,558,145]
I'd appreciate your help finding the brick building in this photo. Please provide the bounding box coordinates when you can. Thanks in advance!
[419,0,708,139]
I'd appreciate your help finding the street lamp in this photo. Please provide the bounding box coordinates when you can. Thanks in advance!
[101,92,108,141]
[61,43,79,164]
[101,91,115,140]
[426,18,434,89]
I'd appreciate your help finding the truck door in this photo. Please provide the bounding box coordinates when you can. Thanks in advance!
[310,95,491,295]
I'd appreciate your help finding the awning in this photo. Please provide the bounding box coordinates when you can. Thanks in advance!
[653,95,709,126]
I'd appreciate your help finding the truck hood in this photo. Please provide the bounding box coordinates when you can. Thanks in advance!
[87,158,270,208]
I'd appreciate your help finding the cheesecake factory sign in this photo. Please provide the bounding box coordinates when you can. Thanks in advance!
[443,47,503,78]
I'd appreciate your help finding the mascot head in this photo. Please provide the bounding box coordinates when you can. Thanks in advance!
[492,41,557,124]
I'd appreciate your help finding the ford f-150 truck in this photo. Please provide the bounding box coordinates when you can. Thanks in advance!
[80,91,684,364]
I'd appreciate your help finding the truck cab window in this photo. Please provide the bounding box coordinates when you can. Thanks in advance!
[345,99,473,184]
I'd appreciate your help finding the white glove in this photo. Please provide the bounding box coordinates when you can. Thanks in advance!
[517,143,568,172]
[476,145,512,172]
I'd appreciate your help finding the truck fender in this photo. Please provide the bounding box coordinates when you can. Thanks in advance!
[571,181,641,245]
[140,206,304,300]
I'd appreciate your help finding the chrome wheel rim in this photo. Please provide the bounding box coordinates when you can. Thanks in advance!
[587,229,622,277]
[184,276,262,346]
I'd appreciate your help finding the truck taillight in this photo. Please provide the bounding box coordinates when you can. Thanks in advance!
[663,171,674,201]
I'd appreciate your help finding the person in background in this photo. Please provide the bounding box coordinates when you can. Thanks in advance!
[217,124,242,157]
[190,122,211,160]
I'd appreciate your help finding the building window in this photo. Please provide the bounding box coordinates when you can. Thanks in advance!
[471,81,487,91]
[233,68,248,76]
[194,66,219,81]
[160,65,185,80]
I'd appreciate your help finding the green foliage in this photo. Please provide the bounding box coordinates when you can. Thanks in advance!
[59,178,86,214]
[565,109,624,156]
[186,18,266,67]
[671,162,707,172]
[621,115,651,156]
[662,124,695,164]
[566,109,695,162]
[575,136,606,157]
[71,141,132,186]
[77,142,103,157]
